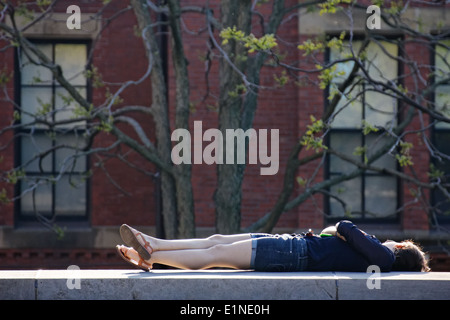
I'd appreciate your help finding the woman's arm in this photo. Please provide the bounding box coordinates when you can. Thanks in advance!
[320,225,346,241]
[336,220,395,271]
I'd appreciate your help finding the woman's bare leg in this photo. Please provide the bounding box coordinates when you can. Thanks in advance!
[149,238,253,270]
[128,228,252,252]
[119,225,254,269]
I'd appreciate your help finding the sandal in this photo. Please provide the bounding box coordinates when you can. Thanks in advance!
[119,224,153,260]
[116,245,152,271]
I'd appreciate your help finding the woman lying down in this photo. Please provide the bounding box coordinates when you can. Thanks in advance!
[116,220,430,272]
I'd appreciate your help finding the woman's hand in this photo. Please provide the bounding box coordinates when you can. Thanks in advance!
[334,221,347,241]
[336,232,347,242]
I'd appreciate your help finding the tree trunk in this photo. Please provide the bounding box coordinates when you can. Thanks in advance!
[131,0,178,238]
[167,0,196,238]
[214,0,252,234]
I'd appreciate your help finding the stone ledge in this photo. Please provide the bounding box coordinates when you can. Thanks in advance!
[0,269,449,300]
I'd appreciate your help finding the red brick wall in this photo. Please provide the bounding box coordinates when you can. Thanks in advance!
[87,1,157,226]
[399,35,432,231]
[0,39,15,227]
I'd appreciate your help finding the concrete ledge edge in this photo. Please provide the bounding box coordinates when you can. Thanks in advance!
[1,269,449,300]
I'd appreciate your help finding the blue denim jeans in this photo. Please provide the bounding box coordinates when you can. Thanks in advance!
[250,233,308,272]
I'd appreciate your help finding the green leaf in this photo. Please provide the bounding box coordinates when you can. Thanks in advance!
[300,115,328,153]
[362,120,379,135]
[220,26,277,53]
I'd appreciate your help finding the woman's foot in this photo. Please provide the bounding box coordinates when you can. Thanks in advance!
[119,224,154,260]
[116,245,152,271]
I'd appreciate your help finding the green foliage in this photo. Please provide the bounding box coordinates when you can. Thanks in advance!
[395,141,414,167]
[220,26,246,45]
[301,115,328,152]
[316,64,345,90]
[84,66,104,89]
[72,103,94,119]
[327,31,346,52]
[245,33,277,53]
[52,224,66,240]
[317,65,335,89]
[14,1,35,21]
[428,163,445,181]
[362,120,379,135]
[372,0,385,7]
[298,32,346,57]
[98,116,114,133]
[317,0,353,16]
[228,83,247,98]
[297,39,325,56]
[31,76,43,84]
[0,188,9,204]
[296,176,308,187]
[6,169,26,185]
[37,0,51,10]
[13,110,21,122]
[353,146,368,164]
[273,70,289,87]
[105,87,124,106]
[385,0,404,15]
[0,68,12,86]
[36,97,52,117]
[220,26,277,53]
[57,91,75,106]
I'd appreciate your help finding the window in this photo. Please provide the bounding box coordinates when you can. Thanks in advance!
[431,39,450,222]
[326,39,400,221]
[16,41,90,222]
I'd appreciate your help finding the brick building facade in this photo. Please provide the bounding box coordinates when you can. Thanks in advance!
[0,0,449,271]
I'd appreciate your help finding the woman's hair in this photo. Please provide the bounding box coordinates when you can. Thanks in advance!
[391,240,431,272]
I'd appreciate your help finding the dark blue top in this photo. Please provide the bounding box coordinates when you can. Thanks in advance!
[305,220,395,272]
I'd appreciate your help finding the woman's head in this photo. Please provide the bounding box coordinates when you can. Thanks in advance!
[383,240,430,272]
